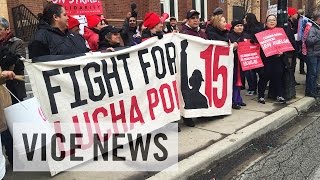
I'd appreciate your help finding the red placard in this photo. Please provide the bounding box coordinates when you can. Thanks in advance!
[52,0,103,16]
[255,27,294,57]
[237,41,264,71]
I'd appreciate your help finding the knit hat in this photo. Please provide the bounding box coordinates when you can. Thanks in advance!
[143,12,161,29]
[288,7,298,17]
[68,16,80,30]
[186,9,200,19]
[231,19,244,30]
[86,15,101,29]
[213,7,224,16]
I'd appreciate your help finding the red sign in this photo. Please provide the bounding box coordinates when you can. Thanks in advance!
[255,27,294,57]
[52,0,103,16]
[237,41,264,71]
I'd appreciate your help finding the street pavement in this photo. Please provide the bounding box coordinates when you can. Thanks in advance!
[5,67,314,179]
[235,104,320,180]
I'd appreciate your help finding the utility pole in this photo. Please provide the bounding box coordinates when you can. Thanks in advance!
[276,0,296,100]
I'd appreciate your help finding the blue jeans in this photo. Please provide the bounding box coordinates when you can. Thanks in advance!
[306,56,320,96]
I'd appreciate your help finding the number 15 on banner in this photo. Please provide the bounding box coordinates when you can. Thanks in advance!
[200,45,230,108]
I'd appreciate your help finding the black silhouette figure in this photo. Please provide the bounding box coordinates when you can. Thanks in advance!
[180,40,208,109]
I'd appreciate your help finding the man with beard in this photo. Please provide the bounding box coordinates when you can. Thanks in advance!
[121,12,141,46]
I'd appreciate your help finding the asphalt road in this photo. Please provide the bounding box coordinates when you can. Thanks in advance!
[195,103,320,180]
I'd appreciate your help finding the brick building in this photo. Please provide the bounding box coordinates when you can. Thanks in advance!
[0,0,316,38]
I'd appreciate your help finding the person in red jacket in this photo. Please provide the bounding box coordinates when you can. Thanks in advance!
[83,15,108,51]
[141,12,164,41]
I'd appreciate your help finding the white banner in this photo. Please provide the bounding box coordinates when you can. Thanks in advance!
[12,33,233,175]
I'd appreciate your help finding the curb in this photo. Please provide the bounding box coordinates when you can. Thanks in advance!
[148,97,316,180]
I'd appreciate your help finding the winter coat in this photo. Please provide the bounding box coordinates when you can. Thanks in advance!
[306,24,320,57]
[180,24,207,39]
[0,73,11,133]
[0,34,26,101]
[141,29,164,42]
[206,25,228,42]
[98,40,127,52]
[83,27,100,51]
[244,22,264,43]
[228,31,251,86]
[121,19,141,46]
[29,20,88,58]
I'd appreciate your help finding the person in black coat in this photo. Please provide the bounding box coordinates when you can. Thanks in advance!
[29,3,88,58]
[121,12,141,46]
[228,20,250,109]
[243,13,265,96]
[98,25,126,52]
[206,13,229,42]
[257,15,287,104]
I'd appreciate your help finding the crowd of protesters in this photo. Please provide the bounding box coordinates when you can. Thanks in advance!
[0,2,320,177]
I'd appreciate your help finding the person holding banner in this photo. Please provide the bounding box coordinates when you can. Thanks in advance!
[0,70,15,177]
[228,20,250,109]
[256,15,286,104]
[206,10,229,42]
[305,11,320,98]
[180,10,207,39]
[141,12,164,41]
[29,3,88,58]
[180,9,207,127]
[98,25,124,51]
[84,15,108,51]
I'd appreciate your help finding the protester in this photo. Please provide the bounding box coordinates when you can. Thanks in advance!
[0,70,15,177]
[180,9,207,127]
[141,12,164,41]
[206,8,229,42]
[288,7,300,85]
[84,14,108,51]
[257,15,286,104]
[98,25,124,51]
[305,11,320,98]
[243,13,264,96]
[228,20,249,109]
[180,10,207,39]
[29,3,88,58]
[0,17,26,166]
[68,16,80,34]
[297,9,307,75]
[121,12,141,46]
[163,17,179,33]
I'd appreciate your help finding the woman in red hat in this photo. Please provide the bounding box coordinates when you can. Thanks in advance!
[141,12,164,41]
[83,15,108,51]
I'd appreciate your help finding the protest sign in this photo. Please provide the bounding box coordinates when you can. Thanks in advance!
[16,33,234,175]
[237,41,264,71]
[52,0,103,16]
[255,27,294,57]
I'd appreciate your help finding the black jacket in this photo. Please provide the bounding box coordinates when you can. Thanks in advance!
[29,20,88,58]
[244,22,264,43]
[121,19,141,46]
[206,25,229,42]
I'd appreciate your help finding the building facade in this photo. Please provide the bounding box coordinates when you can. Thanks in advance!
[0,0,315,36]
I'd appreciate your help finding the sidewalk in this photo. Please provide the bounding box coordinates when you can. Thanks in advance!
[5,71,315,180]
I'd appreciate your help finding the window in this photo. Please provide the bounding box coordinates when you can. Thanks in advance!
[192,0,207,21]
[160,0,178,20]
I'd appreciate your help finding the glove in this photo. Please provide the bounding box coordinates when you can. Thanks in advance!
[155,32,163,39]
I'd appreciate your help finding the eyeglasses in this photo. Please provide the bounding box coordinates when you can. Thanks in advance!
[129,20,136,22]
[267,19,276,22]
